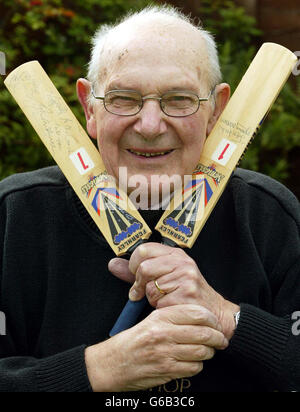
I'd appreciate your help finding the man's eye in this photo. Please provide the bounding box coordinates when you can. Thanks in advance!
[165,95,194,105]
[109,95,139,105]
[172,96,188,101]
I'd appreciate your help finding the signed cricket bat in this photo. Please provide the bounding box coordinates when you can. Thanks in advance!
[4,61,152,257]
[109,43,297,336]
[155,43,297,245]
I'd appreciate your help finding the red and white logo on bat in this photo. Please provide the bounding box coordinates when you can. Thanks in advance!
[69,147,95,175]
[211,138,237,166]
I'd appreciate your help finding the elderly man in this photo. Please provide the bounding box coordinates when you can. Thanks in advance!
[0,5,299,392]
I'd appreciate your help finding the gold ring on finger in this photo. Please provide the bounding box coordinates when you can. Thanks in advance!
[154,280,167,295]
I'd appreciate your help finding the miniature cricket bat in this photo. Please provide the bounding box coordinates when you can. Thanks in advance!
[109,43,297,336]
[4,61,152,258]
[155,43,297,246]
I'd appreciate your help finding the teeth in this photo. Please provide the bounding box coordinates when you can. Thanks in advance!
[129,150,171,157]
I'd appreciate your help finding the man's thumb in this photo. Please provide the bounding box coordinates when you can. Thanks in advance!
[108,257,135,284]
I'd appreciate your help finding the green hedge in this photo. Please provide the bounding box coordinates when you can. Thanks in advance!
[0,0,299,196]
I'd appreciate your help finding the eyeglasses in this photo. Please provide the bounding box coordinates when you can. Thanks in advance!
[91,88,214,117]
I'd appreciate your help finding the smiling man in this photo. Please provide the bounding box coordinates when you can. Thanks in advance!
[0,5,299,393]
[77,11,229,201]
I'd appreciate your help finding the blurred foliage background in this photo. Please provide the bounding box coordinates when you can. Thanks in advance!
[0,0,299,198]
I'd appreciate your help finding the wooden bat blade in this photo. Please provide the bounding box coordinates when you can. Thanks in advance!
[155,43,297,248]
[4,61,152,255]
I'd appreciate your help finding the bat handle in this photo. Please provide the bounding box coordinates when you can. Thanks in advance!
[109,296,148,336]
[109,238,177,337]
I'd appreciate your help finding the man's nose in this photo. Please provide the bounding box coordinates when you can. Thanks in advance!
[133,99,167,139]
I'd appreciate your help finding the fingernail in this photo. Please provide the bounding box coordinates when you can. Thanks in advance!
[129,288,139,301]
[222,337,229,349]
[108,258,117,271]
[138,245,147,257]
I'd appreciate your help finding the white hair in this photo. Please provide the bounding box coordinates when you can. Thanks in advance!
[87,5,222,104]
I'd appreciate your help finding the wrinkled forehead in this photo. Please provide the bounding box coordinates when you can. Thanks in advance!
[98,22,210,90]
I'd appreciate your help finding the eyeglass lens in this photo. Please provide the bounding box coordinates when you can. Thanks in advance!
[104,90,200,116]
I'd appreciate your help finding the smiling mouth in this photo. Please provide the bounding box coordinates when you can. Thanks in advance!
[127,149,173,158]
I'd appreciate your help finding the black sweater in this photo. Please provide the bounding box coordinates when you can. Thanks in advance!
[0,166,299,392]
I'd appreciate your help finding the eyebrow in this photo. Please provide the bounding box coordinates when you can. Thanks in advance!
[105,82,124,92]
[105,83,200,94]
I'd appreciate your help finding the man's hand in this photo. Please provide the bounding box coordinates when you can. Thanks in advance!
[85,304,228,392]
[109,243,240,340]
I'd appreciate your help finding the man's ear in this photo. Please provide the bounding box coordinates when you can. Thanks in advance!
[76,78,97,140]
[206,83,231,136]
